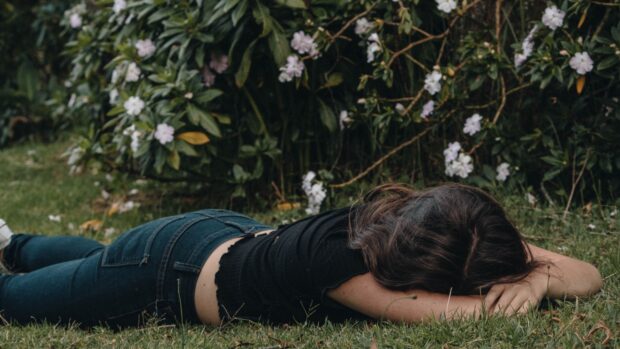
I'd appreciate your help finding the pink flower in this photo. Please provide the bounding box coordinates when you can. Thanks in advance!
[202,66,216,87]
[209,53,229,74]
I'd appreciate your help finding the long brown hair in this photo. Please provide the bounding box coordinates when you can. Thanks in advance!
[348,183,540,294]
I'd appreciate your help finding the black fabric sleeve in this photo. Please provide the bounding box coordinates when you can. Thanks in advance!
[310,231,369,302]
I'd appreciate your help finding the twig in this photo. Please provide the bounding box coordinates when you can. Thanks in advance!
[491,75,507,124]
[330,125,435,188]
[464,83,531,109]
[271,181,286,202]
[540,181,556,207]
[562,149,591,220]
[327,4,377,44]
[495,0,503,54]
[386,0,483,68]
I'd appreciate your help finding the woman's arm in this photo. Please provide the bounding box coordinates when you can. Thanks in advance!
[328,244,603,322]
[326,273,484,323]
[484,243,603,314]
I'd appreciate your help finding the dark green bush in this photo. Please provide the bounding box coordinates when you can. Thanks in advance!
[52,0,620,207]
[0,0,79,145]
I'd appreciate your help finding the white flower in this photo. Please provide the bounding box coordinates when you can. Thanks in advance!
[496,162,510,182]
[424,70,443,95]
[541,5,565,31]
[421,100,435,119]
[184,92,194,99]
[527,193,537,205]
[119,200,140,213]
[135,39,156,58]
[291,31,319,57]
[70,13,82,28]
[463,113,483,136]
[128,188,140,196]
[123,124,136,136]
[278,55,305,82]
[209,53,229,74]
[130,130,142,153]
[339,110,352,130]
[101,189,110,200]
[104,227,118,238]
[515,25,538,68]
[202,66,216,87]
[66,146,83,168]
[355,18,374,36]
[68,93,77,108]
[587,223,596,230]
[123,96,145,116]
[514,53,528,68]
[569,52,594,75]
[48,215,62,223]
[154,123,175,145]
[610,209,617,217]
[436,0,457,14]
[367,42,382,63]
[366,33,382,63]
[113,0,127,14]
[111,65,122,84]
[109,89,119,104]
[302,171,327,215]
[125,62,141,82]
[443,142,461,163]
[395,103,406,115]
[445,153,474,178]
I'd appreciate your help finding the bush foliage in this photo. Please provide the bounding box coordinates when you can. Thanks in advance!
[37,1,620,205]
[0,0,78,145]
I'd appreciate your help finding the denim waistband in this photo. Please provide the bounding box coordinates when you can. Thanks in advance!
[152,209,272,323]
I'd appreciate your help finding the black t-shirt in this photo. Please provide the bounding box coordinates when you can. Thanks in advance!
[215,206,372,324]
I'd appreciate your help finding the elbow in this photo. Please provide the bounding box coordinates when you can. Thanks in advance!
[581,262,603,297]
[589,264,603,295]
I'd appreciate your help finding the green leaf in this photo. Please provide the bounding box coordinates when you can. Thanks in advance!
[195,89,224,105]
[252,1,273,37]
[235,39,258,88]
[167,150,181,170]
[176,140,200,157]
[542,168,563,182]
[16,60,38,101]
[187,103,222,137]
[107,105,125,116]
[597,56,618,71]
[232,0,248,26]
[318,99,337,133]
[268,28,290,67]
[320,73,344,90]
[274,0,307,9]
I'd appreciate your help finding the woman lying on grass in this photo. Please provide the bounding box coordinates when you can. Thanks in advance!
[0,183,602,327]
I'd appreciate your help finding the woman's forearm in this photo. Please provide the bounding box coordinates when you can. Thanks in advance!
[528,244,603,299]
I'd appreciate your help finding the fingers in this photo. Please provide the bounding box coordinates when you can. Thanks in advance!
[495,291,538,316]
[492,290,519,315]
[484,284,505,313]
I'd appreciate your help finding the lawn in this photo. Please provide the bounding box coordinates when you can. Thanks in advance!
[0,139,618,348]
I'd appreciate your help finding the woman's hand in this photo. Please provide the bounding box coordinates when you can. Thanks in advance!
[484,267,549,315]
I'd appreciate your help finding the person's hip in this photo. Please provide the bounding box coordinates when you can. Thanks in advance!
[98,209,272,325]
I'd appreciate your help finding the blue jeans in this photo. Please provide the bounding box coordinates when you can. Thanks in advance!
[0,209,271,328]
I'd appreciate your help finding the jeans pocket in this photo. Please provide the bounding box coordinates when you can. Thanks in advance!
[100,216,184,267]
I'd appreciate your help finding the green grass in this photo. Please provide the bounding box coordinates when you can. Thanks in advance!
[0,140,618,348]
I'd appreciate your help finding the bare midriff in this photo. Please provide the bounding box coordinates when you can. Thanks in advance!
[194,229,275,325]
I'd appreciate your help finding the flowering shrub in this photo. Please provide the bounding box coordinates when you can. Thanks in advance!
[61,0,620,206]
